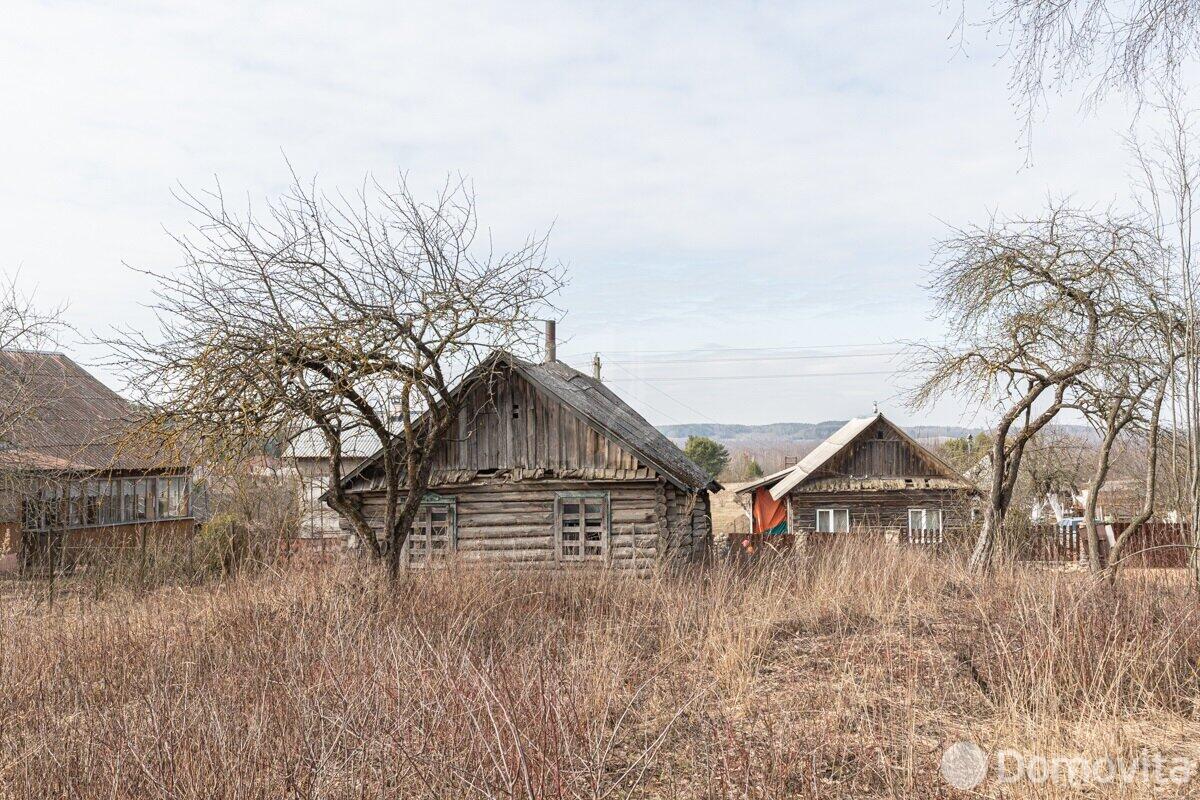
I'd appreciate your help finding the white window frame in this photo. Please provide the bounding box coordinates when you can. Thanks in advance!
[908,508,944,535]
[555,492,610,562]
[815,508,850,533]
[405,496,457,564]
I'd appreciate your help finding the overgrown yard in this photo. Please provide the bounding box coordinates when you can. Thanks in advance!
[2,545,1200,798]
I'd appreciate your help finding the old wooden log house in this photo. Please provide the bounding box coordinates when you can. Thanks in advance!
[336,333,720,571]
[737,413,976,549]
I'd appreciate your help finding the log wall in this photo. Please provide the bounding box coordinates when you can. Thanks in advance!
[787,488,973,536]
[350,477,709,571]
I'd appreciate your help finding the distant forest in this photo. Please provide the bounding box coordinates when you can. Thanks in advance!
[658,421,982,445]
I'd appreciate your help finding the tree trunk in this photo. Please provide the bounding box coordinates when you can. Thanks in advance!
[1106,377,1169,583]
[1082,411,1124,575]
[968,505,999,570]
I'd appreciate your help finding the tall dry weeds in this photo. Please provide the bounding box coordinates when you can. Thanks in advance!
[1,541,1198,798]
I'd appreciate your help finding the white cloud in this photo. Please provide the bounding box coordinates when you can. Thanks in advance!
[0,0,1146,426]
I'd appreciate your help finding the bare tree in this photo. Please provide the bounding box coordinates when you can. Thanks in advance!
[0,275,67,569]
[1018,427,1090,509]
[1129,91,1200,583]
[910,205,1165,570]
[0,276,66,439]
[113,171,564,577]
[1071,292,1179,575]
[978,0,1200,132]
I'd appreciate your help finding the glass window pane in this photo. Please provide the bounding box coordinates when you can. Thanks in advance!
[122,480,135,522]
[68,484,82,526]
[85,481,100,526]
[135,480,147,520]
[157,477,169,518]
[177,478,189,517]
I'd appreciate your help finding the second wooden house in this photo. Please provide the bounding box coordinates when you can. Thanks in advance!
[335,349,720,571]
[737,413,976,548]
[0,350,195,572]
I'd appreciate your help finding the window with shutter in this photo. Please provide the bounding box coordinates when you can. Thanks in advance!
[556,493,609,561]
[406,500,457,563]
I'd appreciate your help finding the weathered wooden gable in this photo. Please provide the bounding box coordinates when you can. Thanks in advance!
[810,418,948,481]
[430,364,652,477]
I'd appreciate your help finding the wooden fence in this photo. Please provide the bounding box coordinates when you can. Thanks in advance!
[1019,522,1192,568]
[725,522,1193,568]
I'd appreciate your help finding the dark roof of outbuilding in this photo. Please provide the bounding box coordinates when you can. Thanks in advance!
[339,352,720,493]
[0,350,187,473]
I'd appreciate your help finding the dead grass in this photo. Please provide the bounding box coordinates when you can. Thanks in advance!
[2,544,1199,798]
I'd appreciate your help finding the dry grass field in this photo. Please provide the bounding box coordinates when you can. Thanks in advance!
[3,544,1200,798]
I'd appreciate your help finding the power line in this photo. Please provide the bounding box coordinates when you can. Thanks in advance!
[606,361,721,423]
[558,340,935,358]
[603,351,903,365]
[592,370,688,425]
[600,369,899,383]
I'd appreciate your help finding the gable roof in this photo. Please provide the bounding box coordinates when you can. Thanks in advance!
[0,350,186,472]
[736,413,971,501]
[339,352,720,493]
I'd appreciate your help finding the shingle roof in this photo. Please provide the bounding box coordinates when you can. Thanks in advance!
[0,350,185,473]
[340,352,720,493]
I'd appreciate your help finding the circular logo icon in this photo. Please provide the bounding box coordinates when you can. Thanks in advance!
[941,741,988,789]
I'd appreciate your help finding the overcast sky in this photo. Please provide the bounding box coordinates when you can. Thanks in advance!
[1,1,1145,427]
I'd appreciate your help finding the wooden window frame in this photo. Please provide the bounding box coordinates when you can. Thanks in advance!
[907,508,943,534]
[405,494,458,565]
[816,507,850,533]
[555,491,610,563]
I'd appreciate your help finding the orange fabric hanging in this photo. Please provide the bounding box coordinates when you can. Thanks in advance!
[752,488,788,535]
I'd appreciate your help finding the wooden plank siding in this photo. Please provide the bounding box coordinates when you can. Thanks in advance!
[441,370,645,475]
[810,421,948,481]
[355,366,655,492]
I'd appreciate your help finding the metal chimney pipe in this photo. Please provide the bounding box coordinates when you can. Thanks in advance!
[592,353,601,380]
[544,320,556,363]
